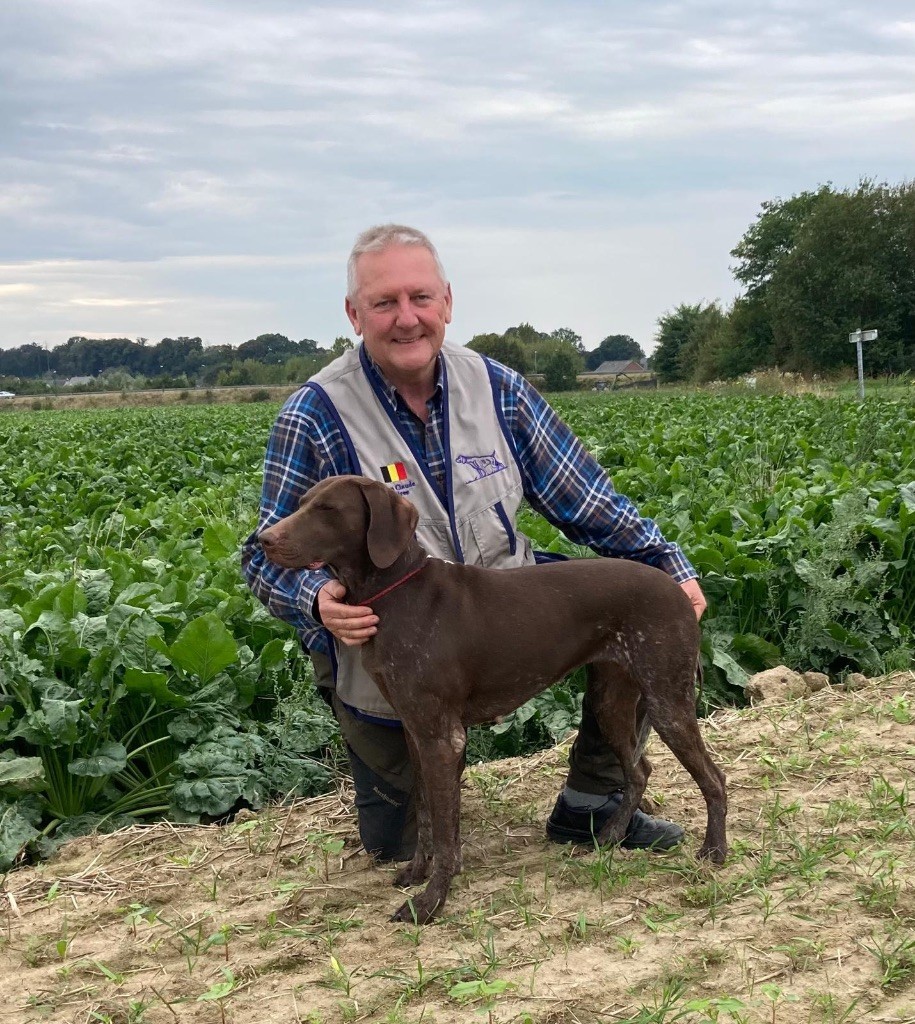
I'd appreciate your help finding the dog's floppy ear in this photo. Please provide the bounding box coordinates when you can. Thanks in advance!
[363,481,419,569]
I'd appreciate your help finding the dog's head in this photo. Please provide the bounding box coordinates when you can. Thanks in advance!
[258,475,419,575]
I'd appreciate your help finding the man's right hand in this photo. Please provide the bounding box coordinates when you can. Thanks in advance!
[316,580,378,646]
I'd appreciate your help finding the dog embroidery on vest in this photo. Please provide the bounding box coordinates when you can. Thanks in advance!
[456,452,507,481]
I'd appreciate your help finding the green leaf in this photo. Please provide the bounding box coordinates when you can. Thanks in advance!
[167,614,239,683]
[10,698,83,746]
[688,546,727,575]
[0,805,40,871]
[730,632,783,669]
[112,613,166,670]
[710,645,750,689]
[172,777,246,815]
[202,521,238,560]
[0,756,45,785]
[124,669,188,708]
[55,578,88,618]
[68,742,128,778]
[259,637,290,672]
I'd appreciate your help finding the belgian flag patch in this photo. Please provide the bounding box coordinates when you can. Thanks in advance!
[380,462,408,483]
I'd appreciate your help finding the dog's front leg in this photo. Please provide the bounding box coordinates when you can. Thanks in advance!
[391,721,466,925]
[393,729,433,889]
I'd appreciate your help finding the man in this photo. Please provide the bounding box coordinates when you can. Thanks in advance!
[243,224,706,863]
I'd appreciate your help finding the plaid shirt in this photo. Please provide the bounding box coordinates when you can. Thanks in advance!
[242,349,696,655]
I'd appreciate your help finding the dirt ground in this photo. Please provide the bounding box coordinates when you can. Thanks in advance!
[2,672,914,1024]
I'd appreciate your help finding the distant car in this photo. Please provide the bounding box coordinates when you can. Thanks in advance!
[0,391,15,399]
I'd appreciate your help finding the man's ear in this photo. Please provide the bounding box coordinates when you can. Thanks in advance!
[345,297,363,336]
[363,482,418,569]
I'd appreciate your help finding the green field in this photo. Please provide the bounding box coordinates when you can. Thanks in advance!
[1,392,913,866]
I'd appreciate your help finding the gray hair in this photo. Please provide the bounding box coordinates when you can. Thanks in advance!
[346,224,448,300]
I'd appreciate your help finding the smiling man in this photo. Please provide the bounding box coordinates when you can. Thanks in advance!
[243,224,705,864]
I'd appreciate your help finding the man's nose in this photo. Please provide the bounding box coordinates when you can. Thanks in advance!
[394,296,419,326]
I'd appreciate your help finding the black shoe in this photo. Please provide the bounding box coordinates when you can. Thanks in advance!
[546,792,684,851]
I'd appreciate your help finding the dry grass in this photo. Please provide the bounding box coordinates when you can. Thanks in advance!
[0,385,297,413]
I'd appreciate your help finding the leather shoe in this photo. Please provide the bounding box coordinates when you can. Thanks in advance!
[546,792,684,851]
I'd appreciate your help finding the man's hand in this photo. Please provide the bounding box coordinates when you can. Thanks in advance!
[316,580,378,646]
[679,578,707,620]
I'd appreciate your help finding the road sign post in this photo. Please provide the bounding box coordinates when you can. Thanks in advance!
[849,328,878,399]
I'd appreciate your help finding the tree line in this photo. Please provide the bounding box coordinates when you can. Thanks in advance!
[0,325,646,395]
[0,333,357,394]
[3,178,912,394]
[653,179,915,383]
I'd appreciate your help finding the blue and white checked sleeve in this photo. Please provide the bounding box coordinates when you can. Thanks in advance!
[488,361,697,583]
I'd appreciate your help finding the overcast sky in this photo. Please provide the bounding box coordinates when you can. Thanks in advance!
[1,1,913,356]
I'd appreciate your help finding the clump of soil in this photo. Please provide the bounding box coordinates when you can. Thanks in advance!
[2,673,914,1023]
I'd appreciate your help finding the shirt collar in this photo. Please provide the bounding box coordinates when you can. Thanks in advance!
[363,345,444,412]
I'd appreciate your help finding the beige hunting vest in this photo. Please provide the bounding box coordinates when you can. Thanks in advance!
[307,342,537,719]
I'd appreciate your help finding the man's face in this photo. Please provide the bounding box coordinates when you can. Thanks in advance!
[345,244,452,386]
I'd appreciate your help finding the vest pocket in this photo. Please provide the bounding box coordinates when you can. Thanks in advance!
[493,501,517,555]
[467,501,518,567]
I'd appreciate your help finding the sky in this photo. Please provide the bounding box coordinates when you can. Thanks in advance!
[1,1,913,357]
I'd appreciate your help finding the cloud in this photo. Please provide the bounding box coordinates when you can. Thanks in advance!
[1,0,913,351]
[67,297,177,308]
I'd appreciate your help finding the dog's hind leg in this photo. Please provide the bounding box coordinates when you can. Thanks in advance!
[641,678,728,863]
[391,717,467,924]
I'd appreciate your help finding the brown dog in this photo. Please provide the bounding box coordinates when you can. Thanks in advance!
[258,475,727,923]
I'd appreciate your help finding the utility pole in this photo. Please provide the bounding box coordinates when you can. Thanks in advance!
[848,328,878,400]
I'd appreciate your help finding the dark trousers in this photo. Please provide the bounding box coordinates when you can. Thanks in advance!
[312,652,625,861]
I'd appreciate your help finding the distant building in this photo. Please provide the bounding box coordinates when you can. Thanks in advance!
[584,360,649,376]
[62,376,95,388]
[579,360,655,391]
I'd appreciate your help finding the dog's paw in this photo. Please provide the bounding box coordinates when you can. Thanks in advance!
[596,820,627,846]
[390,891,442,925]
[697,842,727,864]
[393,856,432,888]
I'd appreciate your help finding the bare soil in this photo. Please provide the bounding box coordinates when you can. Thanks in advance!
[3,672,915,1024]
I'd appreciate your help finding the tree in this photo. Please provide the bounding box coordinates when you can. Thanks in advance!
[542,351,578,391]
[331,336,354,357]
[0,343,47,377]
[729,180,915,374]
[695,296,773,381]
[467,333,528,374]
[652,304,705,383]
[585,335,645,370]
[503,322,548,347]
[730,186,834,297]
[765,181,915,372]
[549,327,584,353]
[237,334,298,365]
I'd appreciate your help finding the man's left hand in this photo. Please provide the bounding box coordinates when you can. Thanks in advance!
[679,578,707,620]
